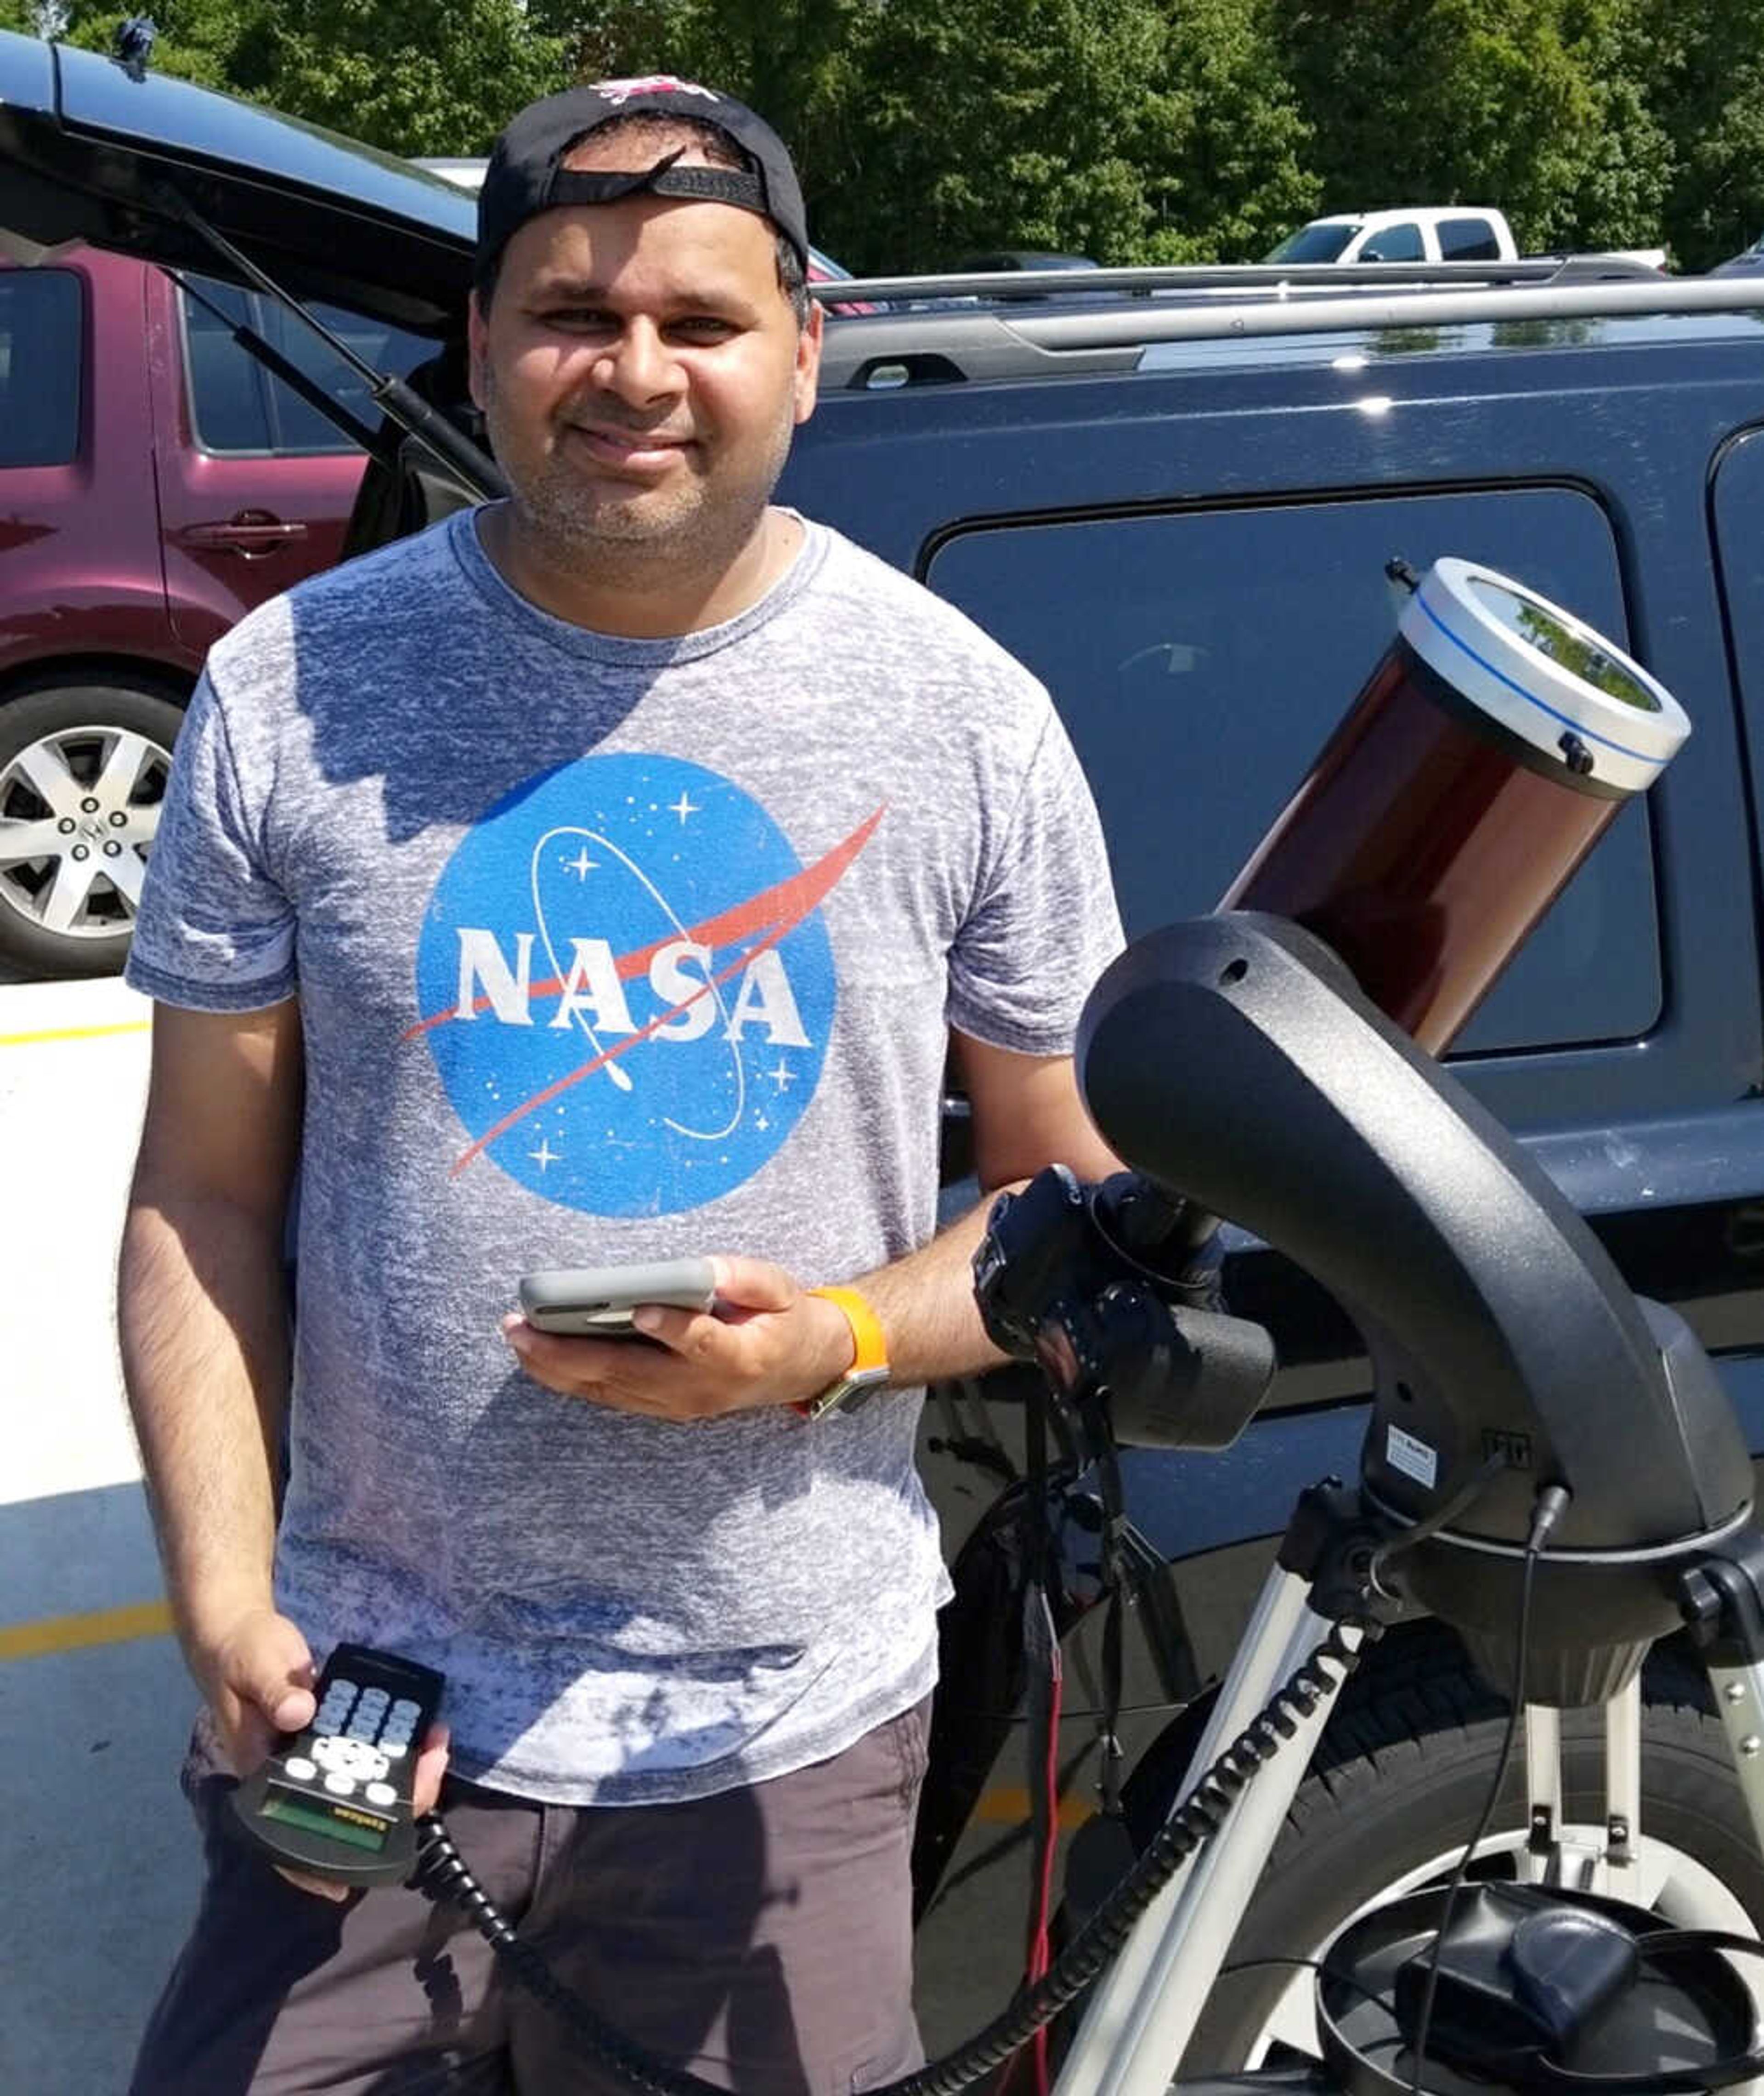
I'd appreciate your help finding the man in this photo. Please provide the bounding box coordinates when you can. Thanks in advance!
[122,76,1123,2094]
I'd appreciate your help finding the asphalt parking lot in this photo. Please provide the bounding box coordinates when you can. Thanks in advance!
[0,972,200,2090]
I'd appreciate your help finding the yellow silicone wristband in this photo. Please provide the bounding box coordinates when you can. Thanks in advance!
[790,1286,890,1417]
[806,1285,889,1375]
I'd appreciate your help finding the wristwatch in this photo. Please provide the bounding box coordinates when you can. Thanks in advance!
[795,1286,891,1420]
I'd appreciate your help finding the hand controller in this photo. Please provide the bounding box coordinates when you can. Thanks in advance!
[231,1643,444,1887]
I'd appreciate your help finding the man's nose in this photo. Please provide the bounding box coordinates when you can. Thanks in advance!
[592,320,685,406]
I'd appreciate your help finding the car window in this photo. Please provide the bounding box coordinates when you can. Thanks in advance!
[1359,222,1425,262]
[179,275,433,457]
[1265,224,1357,264]
[0,269,82,468]
[925,489,1661,1056]
[1440,217,1502,261]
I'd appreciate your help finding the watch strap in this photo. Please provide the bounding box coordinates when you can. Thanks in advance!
[793,1286,890,1419]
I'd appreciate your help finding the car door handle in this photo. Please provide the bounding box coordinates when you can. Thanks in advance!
[178,511,310,557]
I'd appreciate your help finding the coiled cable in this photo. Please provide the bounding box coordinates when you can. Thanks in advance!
[411,1610,1384,2096]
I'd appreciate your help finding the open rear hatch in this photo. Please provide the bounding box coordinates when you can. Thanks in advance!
[0,27,501,504]
[0,27,474,329]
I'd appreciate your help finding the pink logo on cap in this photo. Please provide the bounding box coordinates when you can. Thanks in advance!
[593,77,720,106]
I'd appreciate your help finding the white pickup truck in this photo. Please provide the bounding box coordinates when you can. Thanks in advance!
[1266,206,1666,270]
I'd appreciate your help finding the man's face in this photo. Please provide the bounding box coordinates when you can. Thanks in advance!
[469,134,822,569]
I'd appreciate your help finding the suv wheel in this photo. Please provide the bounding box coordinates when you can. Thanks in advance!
[0,679,184,978]
[1119,1637,1764,2075]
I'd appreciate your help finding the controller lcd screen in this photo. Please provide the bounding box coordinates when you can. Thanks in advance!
[261,1791,389,1850]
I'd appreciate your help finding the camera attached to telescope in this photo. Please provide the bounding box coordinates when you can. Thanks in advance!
[972,1163,1273,1456]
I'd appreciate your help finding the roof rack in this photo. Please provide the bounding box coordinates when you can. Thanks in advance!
[809,259,1764,391]
[809,254,1663,306]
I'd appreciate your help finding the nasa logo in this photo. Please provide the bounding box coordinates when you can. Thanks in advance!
[410,753,878,1215]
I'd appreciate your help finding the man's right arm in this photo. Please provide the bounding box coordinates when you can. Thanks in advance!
[118,998,312,1762]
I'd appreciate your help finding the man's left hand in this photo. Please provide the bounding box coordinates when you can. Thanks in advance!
[501,1255,856,1422]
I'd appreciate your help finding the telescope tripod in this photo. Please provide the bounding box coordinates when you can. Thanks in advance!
[1052,1485,1764,2096]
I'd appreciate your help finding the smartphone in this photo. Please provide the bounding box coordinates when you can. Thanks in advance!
[518,1257,718,1337]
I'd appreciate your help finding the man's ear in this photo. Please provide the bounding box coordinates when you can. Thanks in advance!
[793,300,824,427]
[467,290,490,414]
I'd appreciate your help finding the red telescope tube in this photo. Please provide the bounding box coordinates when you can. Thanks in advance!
[1221,557,1691,1054]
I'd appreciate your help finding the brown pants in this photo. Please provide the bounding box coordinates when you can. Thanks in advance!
[130,1702,930,2096]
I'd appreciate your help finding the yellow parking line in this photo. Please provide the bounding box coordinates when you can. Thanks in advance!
[974,1784,1095,1830]
[0,1598,173,1660]
[0,1020,151,1047]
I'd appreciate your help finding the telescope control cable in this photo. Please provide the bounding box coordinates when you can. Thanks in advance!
[410,1608,1386,2096]
[1403,1483,1571,2096]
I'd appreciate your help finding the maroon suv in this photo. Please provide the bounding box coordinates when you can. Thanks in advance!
[0,243,426,975]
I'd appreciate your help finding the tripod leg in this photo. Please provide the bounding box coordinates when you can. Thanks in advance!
[1517,1679,1640,1892]
[1165,1565,1321,1815]
[1706,1655,1764,1861]
[1057,1567,1364,2096]
[1702,1655,1764,2096]
[1604,1672,1641,1883]
[1518,1705,1563,1885]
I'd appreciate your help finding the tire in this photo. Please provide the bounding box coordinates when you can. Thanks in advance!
[0,678,185,978]
[1115,1632,1764,2075]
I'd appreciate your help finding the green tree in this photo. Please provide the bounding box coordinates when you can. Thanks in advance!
[538,0,733,83]
[1277,0,1671,255]
[9,0,569,152]
[816,0,1161,269]
[226,0,571,156]
[1138,0,1320,264]
[534,0,1315,270]
[1642,0,1764,269]
[34,0,1764,277]
[0,0,253,86]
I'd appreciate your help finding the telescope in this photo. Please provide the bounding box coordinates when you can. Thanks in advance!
[980,555,1764,2093]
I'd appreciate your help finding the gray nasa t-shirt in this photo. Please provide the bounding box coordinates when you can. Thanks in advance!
[127,509,1122,1805]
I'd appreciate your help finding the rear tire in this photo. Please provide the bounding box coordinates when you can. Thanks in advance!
[1115,1634,1764,2074]
[0,678,184,978]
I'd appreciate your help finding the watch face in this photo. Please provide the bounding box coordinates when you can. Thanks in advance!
[813,1366,890,1418]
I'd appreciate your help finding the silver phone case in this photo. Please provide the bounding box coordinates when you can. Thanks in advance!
[518,1257,718,1335]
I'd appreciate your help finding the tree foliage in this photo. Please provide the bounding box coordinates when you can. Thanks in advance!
[1278,0,1673,254]
[7,0,568,151]
[227,0,569,156]
[1641,0,1764,268]
[6,0,1761,268]
[535,0,1314,269]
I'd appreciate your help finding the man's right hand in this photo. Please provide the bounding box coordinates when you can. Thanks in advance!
[198,1607,450,1902]
[201,1605,321,1779]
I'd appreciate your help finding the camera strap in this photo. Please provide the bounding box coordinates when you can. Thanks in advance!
[1091,1425,1131,1820]
[1022,1373,1057,1940]
[1041,1387,1144,1947]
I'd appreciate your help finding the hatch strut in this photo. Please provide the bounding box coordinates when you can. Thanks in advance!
[153,187,506,500]
[166,270,391,461]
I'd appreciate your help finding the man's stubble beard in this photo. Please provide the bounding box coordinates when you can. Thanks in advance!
[480,359,797,591]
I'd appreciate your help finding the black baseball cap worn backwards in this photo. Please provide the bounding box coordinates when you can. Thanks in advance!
[478,76,810,279]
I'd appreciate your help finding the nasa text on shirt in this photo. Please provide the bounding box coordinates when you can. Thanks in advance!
[411,752,883,1216]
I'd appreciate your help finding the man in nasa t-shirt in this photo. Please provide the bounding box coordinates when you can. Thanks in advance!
[121,77,1123,2096]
